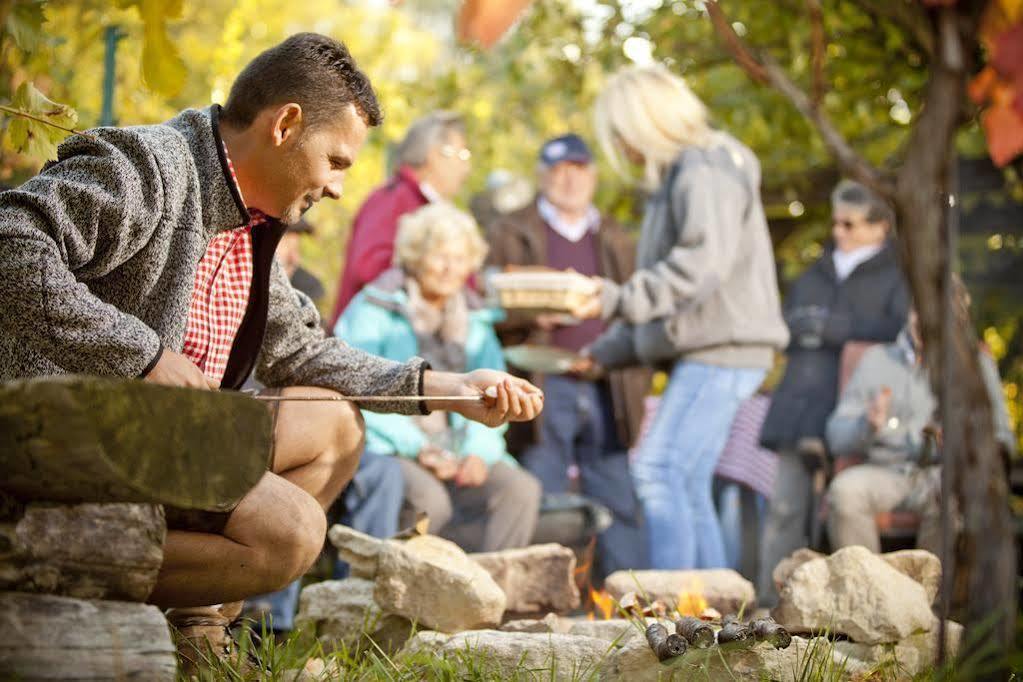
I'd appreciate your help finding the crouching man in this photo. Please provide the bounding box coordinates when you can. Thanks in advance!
[0,33,542,666]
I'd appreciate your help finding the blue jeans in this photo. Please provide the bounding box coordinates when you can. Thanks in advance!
[522,376,648,578]
[632,362,765,569]
[714,478,766,574]
[248,451,403,631]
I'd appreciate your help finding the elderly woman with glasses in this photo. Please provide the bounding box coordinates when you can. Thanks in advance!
[334,203,541,552]
[756,179,910,606]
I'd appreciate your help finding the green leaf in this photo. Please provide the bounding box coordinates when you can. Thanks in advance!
[4,0,47,52]
[136,0,187,97]
[3,81,78,160]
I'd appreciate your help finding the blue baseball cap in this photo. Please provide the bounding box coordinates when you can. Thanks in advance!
[539,134,593,166]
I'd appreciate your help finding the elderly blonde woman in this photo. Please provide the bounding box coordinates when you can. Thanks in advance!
[335,203,541,552]
[572,64,789,570]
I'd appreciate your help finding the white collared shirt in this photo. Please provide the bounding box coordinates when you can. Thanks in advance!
[537,196,600,243]
[419,181,443,204]
[833,243,883,282]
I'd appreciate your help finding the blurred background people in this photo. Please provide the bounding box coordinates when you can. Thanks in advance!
[576,64,788,570]
[329,111,472,326]
[486,133,651,579]
[756,179,910,607]
[276,219,326,305]
[826,292,1016,554]
[335,203,541,552]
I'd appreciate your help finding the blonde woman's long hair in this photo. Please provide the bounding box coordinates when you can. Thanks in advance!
[594,64,712,190]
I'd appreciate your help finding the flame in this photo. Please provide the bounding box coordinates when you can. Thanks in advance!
[676,578,709,617]
[589,588,616,620]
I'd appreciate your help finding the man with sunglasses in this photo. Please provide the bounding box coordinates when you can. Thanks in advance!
[756,179,910,607]
[329,110,473,326]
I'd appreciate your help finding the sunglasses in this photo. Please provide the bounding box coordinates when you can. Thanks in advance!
[440,145,472,162]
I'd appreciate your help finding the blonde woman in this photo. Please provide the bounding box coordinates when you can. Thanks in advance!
[573,64,789,569]
[335,203,541,552]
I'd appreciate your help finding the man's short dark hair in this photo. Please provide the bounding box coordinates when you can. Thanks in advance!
[221,33,382,130]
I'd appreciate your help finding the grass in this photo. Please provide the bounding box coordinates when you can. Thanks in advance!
[174,609,993,681]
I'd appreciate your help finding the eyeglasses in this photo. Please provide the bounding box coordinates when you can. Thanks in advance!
[440,145,472,162]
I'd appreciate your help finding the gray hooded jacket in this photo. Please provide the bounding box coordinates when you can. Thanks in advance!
[0,106,426,414]
[590,132,788,369]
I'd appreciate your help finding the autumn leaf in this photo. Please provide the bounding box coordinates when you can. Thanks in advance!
[457,0,533,48]
[3,82,79,160]
[4,0,47,52]
[981,103,1023,167]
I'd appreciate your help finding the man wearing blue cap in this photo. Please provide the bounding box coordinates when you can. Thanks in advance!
[487,134,651,579]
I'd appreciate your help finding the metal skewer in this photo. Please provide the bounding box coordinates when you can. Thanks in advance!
[240,387,499,403]
[250,394,485,403]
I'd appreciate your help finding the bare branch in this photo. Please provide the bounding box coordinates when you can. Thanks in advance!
[703,1,768,84]
[807,0,826,106]
[704,1,892,195]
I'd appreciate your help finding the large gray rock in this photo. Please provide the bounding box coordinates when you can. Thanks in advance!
[327,525,385,579]
[471,543,580,615]
[568,618,645,645]
[772,548,825,593]
[600,635,824,681]
[375,534,506,632]
[773,545,935,644]
[402,629,612,680]
[294,578,412,654]
[881,549,942,605]
[834,620,962,678]
[500,612,571,634]
[604,569,756,615]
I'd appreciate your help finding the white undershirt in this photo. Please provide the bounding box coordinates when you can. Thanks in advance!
[537,196,600,243]
[832,244,883,281]
[419,181,442,204]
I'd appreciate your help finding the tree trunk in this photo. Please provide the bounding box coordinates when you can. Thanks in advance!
[0,376,271,510]
[0,502,164,602]
[0,592,177,681]
[892,6,1016,669]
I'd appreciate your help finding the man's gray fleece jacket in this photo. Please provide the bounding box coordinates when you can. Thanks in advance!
[590,132,789,370]
[0,106,426,414]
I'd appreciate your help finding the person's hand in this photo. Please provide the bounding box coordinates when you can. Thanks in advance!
[565,354,604,380]
[454,455,489,488]
[144,349,218,390]
[418,446,459,481]
[423,369,544,427]
[866,387,893,432]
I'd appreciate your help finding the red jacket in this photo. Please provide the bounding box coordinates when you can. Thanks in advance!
[329,166,429,328]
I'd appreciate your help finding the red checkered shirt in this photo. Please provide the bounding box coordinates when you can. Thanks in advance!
[182,145,265,385]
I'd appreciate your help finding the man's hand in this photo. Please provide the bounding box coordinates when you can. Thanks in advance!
[866,387,893,432]
[423,369,544,428]
[569,277,604,320]
[418,446,458,481]
[454,455,488,487]
[144,349,218,390]
[565,350,604,380]
[535,314,564,332]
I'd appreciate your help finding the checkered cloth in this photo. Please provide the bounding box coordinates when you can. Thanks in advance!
[182,144,265,384]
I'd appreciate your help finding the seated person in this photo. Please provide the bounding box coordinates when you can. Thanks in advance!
[335,203,542,552]
[825,292,1015,554]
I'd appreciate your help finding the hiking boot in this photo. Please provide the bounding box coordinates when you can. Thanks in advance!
[168,602,250,678]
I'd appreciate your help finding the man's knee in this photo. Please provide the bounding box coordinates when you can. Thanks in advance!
[255,489,327,592]
[827,467,870,516]
[324,397,365,459]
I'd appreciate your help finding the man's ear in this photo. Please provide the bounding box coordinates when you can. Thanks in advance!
[270,103,304,147]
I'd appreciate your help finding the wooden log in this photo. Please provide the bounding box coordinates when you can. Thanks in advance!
[0,503,164,601]
[0,376,271,510]
[0,592,177,681]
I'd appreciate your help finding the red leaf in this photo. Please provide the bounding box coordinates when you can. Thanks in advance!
[969,65,998,104]
[992,23,1023,78]
[982,103,1023,166]
[457,0,533,48]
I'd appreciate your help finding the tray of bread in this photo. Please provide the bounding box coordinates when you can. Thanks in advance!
[489,268,599,312]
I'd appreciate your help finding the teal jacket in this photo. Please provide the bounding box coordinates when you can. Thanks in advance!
[334,273,515,467]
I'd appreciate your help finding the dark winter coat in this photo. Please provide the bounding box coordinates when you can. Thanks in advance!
[759,242,910,451]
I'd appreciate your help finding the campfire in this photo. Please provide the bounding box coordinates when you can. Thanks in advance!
[675,578,710,617]
[587,588,616,620]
